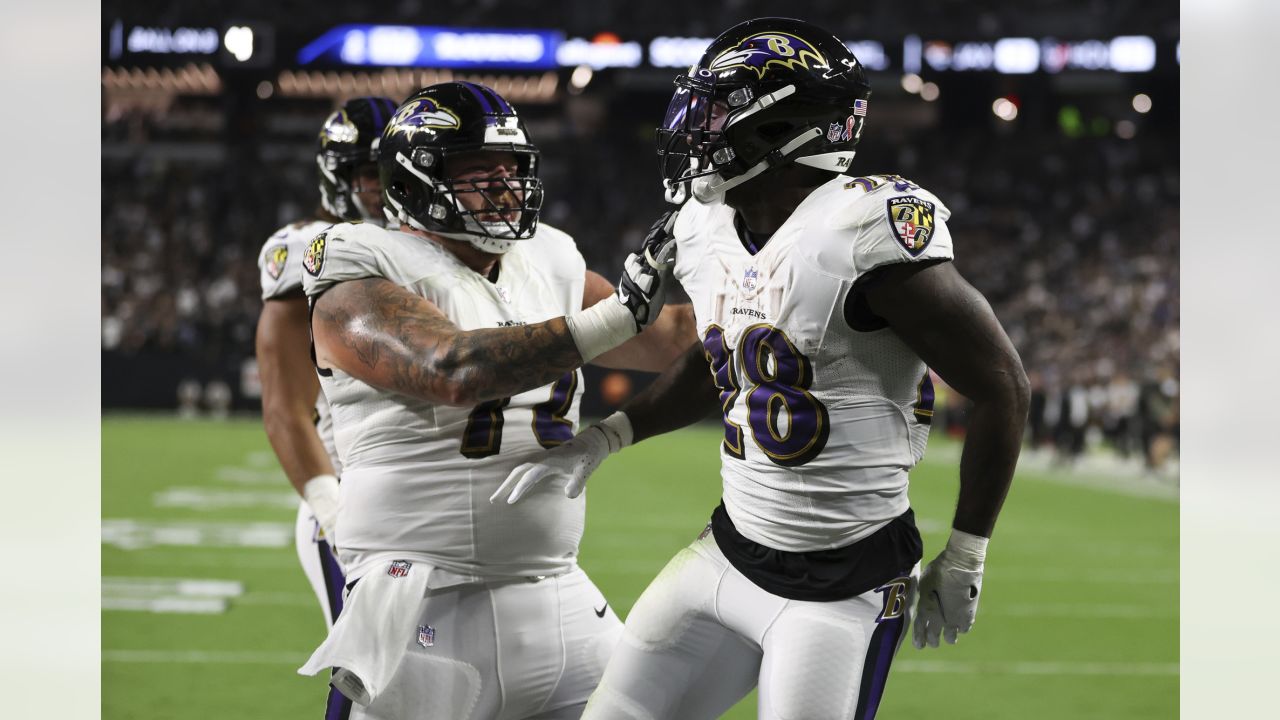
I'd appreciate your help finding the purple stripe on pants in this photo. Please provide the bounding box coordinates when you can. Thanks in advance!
[324,679,353,720]
[860,614,904,720]
[318,539,345,623]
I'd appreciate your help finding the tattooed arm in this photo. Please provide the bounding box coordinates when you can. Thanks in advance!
[312,277,584,406]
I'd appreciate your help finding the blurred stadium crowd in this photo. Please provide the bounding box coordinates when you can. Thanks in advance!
[101,1,1179,472]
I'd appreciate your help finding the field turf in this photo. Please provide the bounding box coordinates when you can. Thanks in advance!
[103,416,1177,719]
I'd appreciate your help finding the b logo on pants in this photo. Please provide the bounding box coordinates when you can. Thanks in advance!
[874,577,912,623]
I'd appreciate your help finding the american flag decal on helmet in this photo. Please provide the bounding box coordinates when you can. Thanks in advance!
[853,99,868,116]
[387,560,412,578]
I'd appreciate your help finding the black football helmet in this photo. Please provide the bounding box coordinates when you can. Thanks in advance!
[656,17,872,203]
[317,96,399,222]
[379,81,543,254]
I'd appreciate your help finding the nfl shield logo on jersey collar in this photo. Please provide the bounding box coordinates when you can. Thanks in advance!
[742,266,759,291]
[387,559,412,577]
[417,624,435,647]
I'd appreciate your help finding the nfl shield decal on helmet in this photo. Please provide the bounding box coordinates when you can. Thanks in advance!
[387,559,412,578]
[265,245,288,280]
[302,233,327,276]
[886,196,936,257]
[417,625,435,648]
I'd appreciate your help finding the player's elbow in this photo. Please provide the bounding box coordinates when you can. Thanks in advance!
[423,344,481,406]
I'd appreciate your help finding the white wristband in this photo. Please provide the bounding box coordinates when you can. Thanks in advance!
[302,474,340,535]
[565,296,638,363]
[943,528,989,571]
[592,411,634,454]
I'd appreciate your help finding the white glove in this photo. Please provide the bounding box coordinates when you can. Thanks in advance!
[302,474,340,549]
[913,529,988,649]
[490,412,632,504]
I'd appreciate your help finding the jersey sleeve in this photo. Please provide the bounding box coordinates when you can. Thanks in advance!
[300,222,390,299]
[830,183,955,275]
[258,231,307,300]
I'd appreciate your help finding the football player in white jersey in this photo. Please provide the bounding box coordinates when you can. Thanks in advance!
[295,82,694,720]
[494,18,1030,720]
[256,96,398,630]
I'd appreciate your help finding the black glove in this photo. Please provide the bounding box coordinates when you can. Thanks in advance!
[616,210,679,330]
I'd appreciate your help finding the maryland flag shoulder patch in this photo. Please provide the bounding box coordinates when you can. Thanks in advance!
[302,233,327,276]
[264,245,288,280]
[885,196,936,257]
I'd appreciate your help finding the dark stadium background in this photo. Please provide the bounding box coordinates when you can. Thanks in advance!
[101,1,1179,471]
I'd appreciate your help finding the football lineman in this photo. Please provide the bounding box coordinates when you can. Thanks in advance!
[256,96,398,627]
[295,82,694,720]
[494,18,1030,720]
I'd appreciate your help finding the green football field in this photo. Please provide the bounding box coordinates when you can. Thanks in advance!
[103,416,1178,719]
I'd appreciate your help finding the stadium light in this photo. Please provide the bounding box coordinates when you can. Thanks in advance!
[901,73,923,94]
[223,26,254,62]
[920,81,940,102]
[1115,119,1136,139]
[1132,93,1152,113]
[992,97,1018,121]
[993,37,1039,73]
[568,64,593,94]
[1110,36,1156,72]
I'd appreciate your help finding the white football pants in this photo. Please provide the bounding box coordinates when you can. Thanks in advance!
[323,565,623,720]
[582,530,919,720]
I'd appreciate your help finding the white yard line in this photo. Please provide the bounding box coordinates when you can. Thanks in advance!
[102,519,293,550]
[102,650,310,665]
[154,487,298,511]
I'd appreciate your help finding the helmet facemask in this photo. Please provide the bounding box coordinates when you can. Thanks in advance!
[385,145,544,255]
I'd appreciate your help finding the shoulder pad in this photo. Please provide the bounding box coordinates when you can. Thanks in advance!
[300,222,391,298]
[825,175,954,272]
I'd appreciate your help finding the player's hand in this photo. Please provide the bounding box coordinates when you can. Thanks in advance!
[303,474,341,550]
[615,210,679,330]
[912,530,988,649]
[490,413,633,504]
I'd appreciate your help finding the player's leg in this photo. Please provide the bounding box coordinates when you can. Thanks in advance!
[527,567,624,719]
[582,540,762,720]
[754,565,918,720]
[352,580,497,719]
[294,500,345,626]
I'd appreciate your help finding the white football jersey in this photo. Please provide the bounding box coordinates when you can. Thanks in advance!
[673,174,953,553]
[257,219,342,474]
[301,222,588,580]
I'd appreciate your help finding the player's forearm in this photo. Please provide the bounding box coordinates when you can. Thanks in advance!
[952,369,1030,538]
[592,303,697,371]
[262,403,337,495]
[622,340,720,443]
[437,320,584,403]
[314,277,586,406]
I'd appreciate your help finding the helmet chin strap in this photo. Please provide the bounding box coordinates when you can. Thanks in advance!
[691,127,823,202]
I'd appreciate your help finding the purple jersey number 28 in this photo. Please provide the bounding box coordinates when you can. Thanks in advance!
[702,323,829,467]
